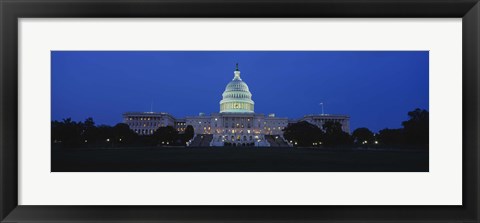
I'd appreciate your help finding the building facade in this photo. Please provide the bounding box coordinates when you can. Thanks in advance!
[123,112,175,135]
[300,114,351,133]
[122,64,350,147]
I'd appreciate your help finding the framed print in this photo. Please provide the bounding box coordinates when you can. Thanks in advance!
[1,0,479,222]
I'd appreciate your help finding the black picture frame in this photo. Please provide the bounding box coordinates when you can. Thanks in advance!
[1,0,479,222]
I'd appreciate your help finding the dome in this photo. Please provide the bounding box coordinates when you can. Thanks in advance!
[219,64,255,113]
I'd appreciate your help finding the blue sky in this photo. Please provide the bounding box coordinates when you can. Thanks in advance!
[51,51,429,132]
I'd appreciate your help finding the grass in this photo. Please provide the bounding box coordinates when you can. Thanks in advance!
[51,146,428,172]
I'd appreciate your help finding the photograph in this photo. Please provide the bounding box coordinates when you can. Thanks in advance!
[3,0,478,221]
[51,51,429,172]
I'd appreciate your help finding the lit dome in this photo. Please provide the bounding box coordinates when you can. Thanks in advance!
[220,64,255,113]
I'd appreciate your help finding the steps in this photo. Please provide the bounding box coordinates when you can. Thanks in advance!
[200,134,213,146]
[266,135,279,147]
[266,135,290,147]
[189,134,213,147]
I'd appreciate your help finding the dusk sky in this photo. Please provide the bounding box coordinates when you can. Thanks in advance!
[51,51,428,132]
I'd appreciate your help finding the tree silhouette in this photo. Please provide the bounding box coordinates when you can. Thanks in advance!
[82,117,99,144]
[322,121,352,146]
[283,121,324,147]
[352,127,374,145]
[55,118,83,147]
[184,125,194,141]
[53,117,140,147]
[402,108,429,146]
[153,126,178,145]
[112,123,138,144]
[377,128,404,146]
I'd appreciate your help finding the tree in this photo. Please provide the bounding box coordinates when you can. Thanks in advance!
[377,128,404,146]
[184,125,194,141]
[52,118,146,147]
[322,121,352,146]
[55,118,83,147]
[96,125,115,144]
[352,127,374,145]
[84,117,95,129]
[112,123,138,144]
[283,121,323,147]
[51,120,63,143]
[82,117,99,144]
[153,126,178,145]
[402,108,429,146]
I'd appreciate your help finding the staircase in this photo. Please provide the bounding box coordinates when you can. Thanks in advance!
[189,134,213,147]
[265,135,279,147]
[266,135,290,147]
[200,134,213,146]
[275,136,289,147]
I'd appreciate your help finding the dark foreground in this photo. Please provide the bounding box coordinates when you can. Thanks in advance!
[51,147,428,172]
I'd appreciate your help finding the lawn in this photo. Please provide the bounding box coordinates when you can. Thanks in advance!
[51,147,428,172]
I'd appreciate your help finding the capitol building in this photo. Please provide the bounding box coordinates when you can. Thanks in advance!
[123,64,350,147]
